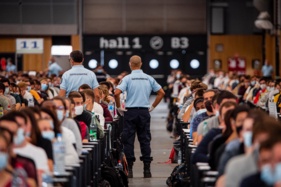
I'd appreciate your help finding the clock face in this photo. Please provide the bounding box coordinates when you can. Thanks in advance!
[150,36,163,50]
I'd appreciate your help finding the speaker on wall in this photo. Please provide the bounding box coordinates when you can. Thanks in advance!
[211,7,225,34]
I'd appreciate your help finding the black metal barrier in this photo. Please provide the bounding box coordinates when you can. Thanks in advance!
[49,119,122,187]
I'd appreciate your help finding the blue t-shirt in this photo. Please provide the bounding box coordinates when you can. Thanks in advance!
[190,112,211,138]
[117,69,161,108]
[60,65,99,96]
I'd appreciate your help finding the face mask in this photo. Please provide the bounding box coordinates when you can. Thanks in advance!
[176,74,181,79]
[41,84,48,91]
[27,86,31,92]
[83,104,87,110]
[75,105,83,116]
[236,125,243,135]
[14,128,25,146]
[56,110,64,121]
[97,69,103,73]
[4,87,9,95]
[260,84,266,90]
[0,152,8,171]
[205,100,213,113]
[267,87,274,92]
[261,164,275,186]
[42,131,55,141]
[192,93,195,98]
[65,110,70,118]
[243,131,253,148]
[274,162,281,182]
[251,81,256,86]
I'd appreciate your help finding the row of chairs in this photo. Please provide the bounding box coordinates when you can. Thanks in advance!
[177,121,218,187]
[49,120,120,187]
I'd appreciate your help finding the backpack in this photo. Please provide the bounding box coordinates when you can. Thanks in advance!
[166,163,190,187]
[101,164,126,187]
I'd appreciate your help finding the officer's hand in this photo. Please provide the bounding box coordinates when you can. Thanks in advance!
[117,107,127,116]
[149,106,155,112]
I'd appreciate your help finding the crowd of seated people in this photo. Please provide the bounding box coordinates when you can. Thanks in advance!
[165,69,281,187]
[0,69,126,186]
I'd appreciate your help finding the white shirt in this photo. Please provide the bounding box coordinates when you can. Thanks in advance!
[23,91,34,106]
[178,87,190,105]
[92,102,105,130]
[62,127,79,165]
[14,143,49,173]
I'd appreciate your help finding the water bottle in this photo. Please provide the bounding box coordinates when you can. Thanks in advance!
[177,150,182,165]
[108,101,114,118]
[116,160,123,171]
[53,133,65,174]
[12,163,28,187]
[0,104,3,117]
[89,112,98,141]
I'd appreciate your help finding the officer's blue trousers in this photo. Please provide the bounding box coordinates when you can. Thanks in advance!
[122,108,152,163]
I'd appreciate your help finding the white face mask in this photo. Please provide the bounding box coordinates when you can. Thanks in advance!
[74,105,83,115]
[260,84,266,90]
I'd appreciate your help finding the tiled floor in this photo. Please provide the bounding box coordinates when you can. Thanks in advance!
[129,98,177,187]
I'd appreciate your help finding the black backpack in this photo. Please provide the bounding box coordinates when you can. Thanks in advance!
[166,163,190,187]
[101,164,127,187]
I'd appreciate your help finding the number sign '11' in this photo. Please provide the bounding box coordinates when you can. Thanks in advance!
[16,38,44,54]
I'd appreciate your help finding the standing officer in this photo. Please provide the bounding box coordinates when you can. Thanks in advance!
[59,50,100,102]
[114,55,165,178]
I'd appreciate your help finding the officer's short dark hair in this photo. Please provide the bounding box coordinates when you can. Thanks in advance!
[79,84,91,91]
[70,50,83,63]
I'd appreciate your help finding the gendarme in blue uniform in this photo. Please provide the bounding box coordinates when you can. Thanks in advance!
[117,69,161,108]
[60,65,99,96]
[117,69,161,164]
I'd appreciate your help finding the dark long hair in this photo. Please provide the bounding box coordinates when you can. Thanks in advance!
[222,109,234,139]
[21,108,42,146]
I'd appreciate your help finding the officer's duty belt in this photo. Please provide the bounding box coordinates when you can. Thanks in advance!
[126,107,148,110]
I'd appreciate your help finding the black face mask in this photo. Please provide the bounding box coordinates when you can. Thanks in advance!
[205,100,213,113]
[236,125,243,135]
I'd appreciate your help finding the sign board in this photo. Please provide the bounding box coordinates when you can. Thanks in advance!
[268,101,278,119]
[83,35,207,52]
[16,38,44,54]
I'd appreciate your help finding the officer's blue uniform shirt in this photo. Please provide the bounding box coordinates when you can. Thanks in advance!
[49,62,62,77]
[117,69,161,108]
[60,65,99,96]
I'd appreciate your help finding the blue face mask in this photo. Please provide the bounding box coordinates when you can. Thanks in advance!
[41,84,48,91]
[27,86,31,92]
[14,128,25,146]
[42,131,55,141]
[65,110,70,118]
[0,152,8,170]
[261,164,276,185]
[243,131,253,148]
[274,163,281,182]
[56,110,64,121]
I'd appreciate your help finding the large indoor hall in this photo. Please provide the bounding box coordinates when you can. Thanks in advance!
[0,0,281,187]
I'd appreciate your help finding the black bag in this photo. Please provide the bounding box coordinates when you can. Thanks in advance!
[98,179,111,187]
[166,163,190,187]
[101,164,125,187]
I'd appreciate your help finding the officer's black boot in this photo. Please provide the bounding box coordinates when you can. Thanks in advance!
[143,162,152,178]
[128,162,133,178]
